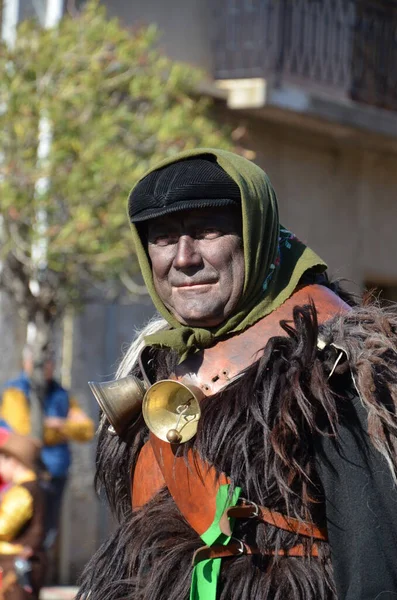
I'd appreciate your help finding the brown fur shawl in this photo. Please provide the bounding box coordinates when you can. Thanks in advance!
[77,300,397,600]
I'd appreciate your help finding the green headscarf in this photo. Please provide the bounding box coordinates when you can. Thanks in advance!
[128,148,326,360]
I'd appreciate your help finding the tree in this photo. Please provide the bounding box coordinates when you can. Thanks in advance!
[0,0,232,428]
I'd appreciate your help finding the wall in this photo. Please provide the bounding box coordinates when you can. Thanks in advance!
[102,0,212,71]
[227,113,397,294]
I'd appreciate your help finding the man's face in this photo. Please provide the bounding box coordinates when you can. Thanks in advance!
[147,207,245,327]
[23,357,54,381]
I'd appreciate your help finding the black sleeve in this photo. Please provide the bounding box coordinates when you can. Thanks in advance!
[314,393,397,600]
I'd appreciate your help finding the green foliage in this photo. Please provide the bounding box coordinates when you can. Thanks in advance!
[0,0,231,311]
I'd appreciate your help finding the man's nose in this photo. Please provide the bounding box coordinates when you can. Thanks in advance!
[173,235,202,269]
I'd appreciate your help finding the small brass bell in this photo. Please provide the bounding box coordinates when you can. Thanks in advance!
[88,376,146,436]
[143,379,202,444]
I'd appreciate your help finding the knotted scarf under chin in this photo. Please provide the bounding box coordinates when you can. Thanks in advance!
[145,326,215,363]
[128,148,327,361]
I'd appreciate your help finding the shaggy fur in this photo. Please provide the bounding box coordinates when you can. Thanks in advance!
[320,302,397,482]
[78,292,397,600]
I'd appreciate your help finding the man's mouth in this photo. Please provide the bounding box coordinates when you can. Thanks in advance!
[173,281,217,288]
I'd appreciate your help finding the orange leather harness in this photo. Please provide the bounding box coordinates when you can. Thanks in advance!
[131,285,350,559]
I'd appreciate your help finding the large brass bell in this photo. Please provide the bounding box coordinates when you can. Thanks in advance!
[142,380,203,444]
[88,376,146,436]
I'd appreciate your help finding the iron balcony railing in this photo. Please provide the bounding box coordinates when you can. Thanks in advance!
[213,0,397,112]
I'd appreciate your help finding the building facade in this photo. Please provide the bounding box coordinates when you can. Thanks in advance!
[103,0,397,295]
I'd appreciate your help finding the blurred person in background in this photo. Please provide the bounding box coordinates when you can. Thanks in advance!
[0,428,46,600]
[0,347,94,548]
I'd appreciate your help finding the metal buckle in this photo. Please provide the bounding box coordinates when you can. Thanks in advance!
[239,498,259,518]
[231,538,245,555]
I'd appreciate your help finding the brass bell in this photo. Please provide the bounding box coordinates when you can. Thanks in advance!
[142,379,203,444]
[88,376,146,436]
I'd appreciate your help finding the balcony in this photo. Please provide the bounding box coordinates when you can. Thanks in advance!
[213,0,397,117]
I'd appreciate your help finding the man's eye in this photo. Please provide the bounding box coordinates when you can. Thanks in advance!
[151,234,178,246]
[198,228,222,239]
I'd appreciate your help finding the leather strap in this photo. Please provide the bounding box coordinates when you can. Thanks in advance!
[131,440,165,508]
[192,540,256,564]
[174,284,350,396]
[192,539,320,565]
[149,434,229,536]
[220,501,328,541]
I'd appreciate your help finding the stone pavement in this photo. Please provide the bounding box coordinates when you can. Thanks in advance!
[40,587,78,599]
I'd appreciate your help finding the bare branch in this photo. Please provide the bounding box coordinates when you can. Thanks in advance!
[9,222,32,254]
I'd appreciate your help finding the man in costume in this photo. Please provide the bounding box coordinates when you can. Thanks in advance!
[1,348,94,545]
[78,149,397,600]
[0,428,46,600]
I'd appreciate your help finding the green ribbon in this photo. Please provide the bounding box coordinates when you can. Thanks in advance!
[189,484,241,600]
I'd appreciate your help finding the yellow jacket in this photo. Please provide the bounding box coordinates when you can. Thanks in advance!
[0,388,94,446]
[0,471,37,555]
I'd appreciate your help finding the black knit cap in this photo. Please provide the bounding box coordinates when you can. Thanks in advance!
[128,156,241,223]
